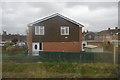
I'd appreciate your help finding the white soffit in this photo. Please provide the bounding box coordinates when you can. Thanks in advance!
[28,13,84,27]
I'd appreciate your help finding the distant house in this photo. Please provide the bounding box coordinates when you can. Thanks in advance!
[1,31,26,42]
[27,13,84,55]
[82,31,96,40]
[82,31,102,51]
[94,27,120,42]
[86,40,103,46]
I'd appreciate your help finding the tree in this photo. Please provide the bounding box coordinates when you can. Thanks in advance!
[12,38,18,44]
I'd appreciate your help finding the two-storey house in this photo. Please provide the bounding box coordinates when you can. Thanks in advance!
[27,13,83,55]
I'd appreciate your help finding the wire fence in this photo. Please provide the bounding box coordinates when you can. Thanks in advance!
[2,51,120,64]
[39,51,119,63]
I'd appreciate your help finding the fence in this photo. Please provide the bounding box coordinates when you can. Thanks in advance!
[39,51,119,63]
[2,51,120,64]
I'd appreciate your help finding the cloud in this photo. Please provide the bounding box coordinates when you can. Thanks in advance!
[62,3,118,31]
[66,2,118,10]
[1,2,118,34]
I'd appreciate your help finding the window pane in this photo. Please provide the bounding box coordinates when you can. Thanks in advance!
[61,28,64,34]
[40,28,43,35]
[35,26,39,35]
[40,43,42,50]
[66,27,68,34]
[39,26,44,35]
[35,45,37,49]
[66,27,69,34]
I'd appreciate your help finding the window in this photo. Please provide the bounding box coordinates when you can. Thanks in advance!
[34,45,37,50]
[35,26,45,35]
[32,43,43,51]
[112,34,116,38]
[61,26,69,35]
[99,35,102,38]
[97,35,102,38]
[88,35,92,39]
[106,35,110,38]
[83,44,86,47]
[39,43,42,50]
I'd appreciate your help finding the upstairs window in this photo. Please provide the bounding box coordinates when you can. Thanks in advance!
[35,26,45,35]
[112,34,116,38]
[61,26,69,35]
[106,34,110,38]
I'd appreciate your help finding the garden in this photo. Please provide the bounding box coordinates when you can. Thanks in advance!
[1,41,120,78]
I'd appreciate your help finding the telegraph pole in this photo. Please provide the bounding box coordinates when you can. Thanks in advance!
[113,43,116,65]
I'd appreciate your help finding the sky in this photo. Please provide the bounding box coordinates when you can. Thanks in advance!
[1,1,119,35]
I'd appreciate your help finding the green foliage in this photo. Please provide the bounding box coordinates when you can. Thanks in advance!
[2,42,14,51]
[118,45,120,48]
[2,41,26,52]
[101,42,114,52]
[2,51,27,58]
[12,38,18,44]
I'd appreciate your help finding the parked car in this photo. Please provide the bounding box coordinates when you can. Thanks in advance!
[0,42,6,47]
[16,42,26,48]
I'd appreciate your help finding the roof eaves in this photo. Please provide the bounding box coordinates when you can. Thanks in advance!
[28,13,84,27]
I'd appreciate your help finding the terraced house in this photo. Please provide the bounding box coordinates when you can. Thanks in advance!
[94,27,120,42]
[27,13,83,55]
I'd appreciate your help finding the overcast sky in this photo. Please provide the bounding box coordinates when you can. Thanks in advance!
[1,2,118,35]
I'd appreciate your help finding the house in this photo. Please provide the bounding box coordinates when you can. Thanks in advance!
[84,45,103,52]
[27,13,84,55]
[94,27,120,42]
[86,40,103,46]
[82,31,102,51]
[82,30,96,40]
[1,31,27,42]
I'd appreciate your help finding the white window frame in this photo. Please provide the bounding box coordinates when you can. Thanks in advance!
[112,34,116,38]
[60,26,69,35]
[32,42,40,51]
[35,26,45,35]
[32,42,43,51]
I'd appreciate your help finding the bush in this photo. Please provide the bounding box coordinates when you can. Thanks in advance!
[3,42,27,52]
[101,42,114,52]
[8,46,25,52]
[2,42,14,51]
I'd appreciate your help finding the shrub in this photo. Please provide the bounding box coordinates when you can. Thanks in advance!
[101,42,114,52]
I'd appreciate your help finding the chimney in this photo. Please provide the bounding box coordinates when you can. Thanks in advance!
[115,27,118,29]
[3,31,7,35]
[87,30,89,33]
[108,28,110,30]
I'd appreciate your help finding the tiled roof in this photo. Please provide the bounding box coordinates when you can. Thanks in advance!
[96,28,120,35]
[2,35,26,41]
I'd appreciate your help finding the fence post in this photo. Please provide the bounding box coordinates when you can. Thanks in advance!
[113,44,116,65]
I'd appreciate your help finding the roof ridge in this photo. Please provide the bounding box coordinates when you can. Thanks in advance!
[28,13,84,27]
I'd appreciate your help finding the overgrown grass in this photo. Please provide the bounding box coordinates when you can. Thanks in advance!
[2,51,27,58]
[2,51,119,78]
[2,62,118,78]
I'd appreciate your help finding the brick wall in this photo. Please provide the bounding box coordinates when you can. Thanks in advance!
[79,27,82,48]
[27,27,32,54]
[43,42,81,52]
[27,26,82,53]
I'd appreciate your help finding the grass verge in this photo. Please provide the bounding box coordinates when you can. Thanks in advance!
[2,62,118,78]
